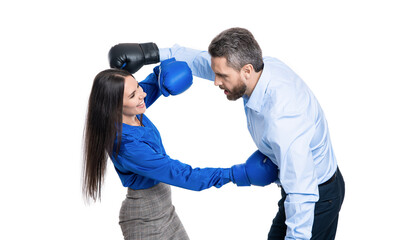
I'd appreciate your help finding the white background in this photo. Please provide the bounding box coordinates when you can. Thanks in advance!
[1,0,397,239]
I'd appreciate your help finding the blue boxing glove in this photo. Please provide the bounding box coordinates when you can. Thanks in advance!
[231,150,278,186]
[153,58,193,97]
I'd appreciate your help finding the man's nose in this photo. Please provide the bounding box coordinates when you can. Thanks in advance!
[214,77,222,86]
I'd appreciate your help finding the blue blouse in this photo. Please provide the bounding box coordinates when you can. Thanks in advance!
[111,71,232,191]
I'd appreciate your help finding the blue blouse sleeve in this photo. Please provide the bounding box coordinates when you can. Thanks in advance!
[139,72,161,108]
[119,140,232,191]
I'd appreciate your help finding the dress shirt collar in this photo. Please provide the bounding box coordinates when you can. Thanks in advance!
[244,65,270,113]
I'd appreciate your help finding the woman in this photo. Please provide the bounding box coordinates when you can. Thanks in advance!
[82,60,277,240]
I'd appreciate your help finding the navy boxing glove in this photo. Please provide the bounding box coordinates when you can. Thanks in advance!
[153,58,193,97]
[231,150,278,186]
[108,43,160,73]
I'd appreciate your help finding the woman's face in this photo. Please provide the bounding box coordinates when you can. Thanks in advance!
[122,75,147,119]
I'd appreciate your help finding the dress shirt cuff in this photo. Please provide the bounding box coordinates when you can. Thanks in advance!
[159,47,172,61]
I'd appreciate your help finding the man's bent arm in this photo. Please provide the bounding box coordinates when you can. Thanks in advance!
[160,44,215,81]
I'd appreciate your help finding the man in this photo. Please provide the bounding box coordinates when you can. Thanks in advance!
[108,27,345,240]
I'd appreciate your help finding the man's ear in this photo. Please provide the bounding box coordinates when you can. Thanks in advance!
[241,64,254,78]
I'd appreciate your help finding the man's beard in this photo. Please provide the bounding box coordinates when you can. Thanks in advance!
[226,80,247,101]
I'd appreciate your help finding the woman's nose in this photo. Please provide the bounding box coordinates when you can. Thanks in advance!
[139,92,147,99]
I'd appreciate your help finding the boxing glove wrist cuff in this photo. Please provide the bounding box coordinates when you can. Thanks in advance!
[222,168,233,184]
[231,164,251,186]
[140,42,160,64]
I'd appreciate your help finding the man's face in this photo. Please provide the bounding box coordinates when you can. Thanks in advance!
[211,57,247,101]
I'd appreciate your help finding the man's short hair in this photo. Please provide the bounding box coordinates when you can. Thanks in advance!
[208,27,264,72]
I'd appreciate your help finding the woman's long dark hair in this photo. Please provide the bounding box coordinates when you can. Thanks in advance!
[82,68,131,202]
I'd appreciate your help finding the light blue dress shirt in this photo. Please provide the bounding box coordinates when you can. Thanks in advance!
[160,45,338,239]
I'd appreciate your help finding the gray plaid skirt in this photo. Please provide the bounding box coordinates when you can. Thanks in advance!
[119,183,190,240]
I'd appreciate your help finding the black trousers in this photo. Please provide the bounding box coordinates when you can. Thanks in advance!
[268,168,345,240]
